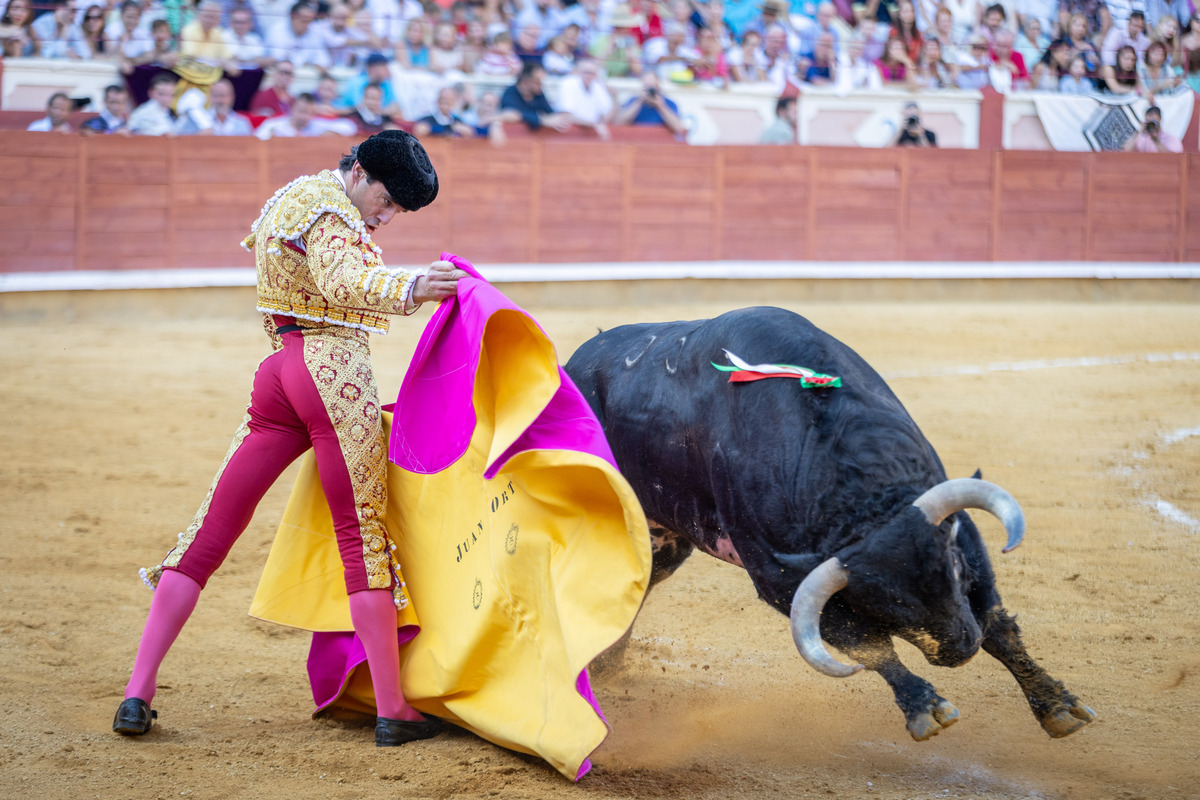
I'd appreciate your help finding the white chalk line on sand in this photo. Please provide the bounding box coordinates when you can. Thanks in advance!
[889,357,1200,535]
[883,351,1200,380]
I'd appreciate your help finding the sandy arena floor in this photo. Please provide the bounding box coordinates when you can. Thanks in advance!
[1,289,1198,800]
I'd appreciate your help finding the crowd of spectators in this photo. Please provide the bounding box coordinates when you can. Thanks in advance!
[4,0,1197,141]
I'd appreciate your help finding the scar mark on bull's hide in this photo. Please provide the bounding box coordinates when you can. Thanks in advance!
[664,336,687,374]
[624,335,657,368]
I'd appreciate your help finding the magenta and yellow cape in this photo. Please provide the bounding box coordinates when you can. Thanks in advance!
[249,254,651,780]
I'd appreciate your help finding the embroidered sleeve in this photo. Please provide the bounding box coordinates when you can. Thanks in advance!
[305,212,421,316]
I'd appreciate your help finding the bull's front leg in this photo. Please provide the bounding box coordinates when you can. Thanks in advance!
[832,632,961,741]
[977,603,1096,738]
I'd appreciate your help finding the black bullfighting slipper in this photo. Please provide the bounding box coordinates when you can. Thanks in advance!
[375,714,443,747]
[112,697,157,736]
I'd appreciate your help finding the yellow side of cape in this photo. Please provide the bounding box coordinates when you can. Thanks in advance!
[250,309,651,781]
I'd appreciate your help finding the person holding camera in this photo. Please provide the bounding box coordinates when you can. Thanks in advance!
[1122,106,1183,153]
[615,71,686,138]
[893,101,937,147]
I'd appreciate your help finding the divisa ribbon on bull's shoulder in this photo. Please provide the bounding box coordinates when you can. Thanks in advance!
[249,253,652,781]
[712,349,843,388]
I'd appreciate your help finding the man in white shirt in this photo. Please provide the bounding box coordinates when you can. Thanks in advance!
[556,57,614,140]
[107,0,154,60]
[256,91,357,138]
[229,6,270,68]
[177,78,255,135]
[81,84,132,135]
[26,92,75,134]
[265,1,331,71]
[128,73,181,136]
[643,19,700,81]
[512,0,568,48]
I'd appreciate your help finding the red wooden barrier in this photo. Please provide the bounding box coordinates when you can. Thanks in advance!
[0,131,1191,275]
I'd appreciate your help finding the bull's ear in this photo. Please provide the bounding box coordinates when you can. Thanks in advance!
[971,468,982,480]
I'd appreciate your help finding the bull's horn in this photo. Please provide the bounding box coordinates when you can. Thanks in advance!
[789,558,864,678]
[912,478,1025,553]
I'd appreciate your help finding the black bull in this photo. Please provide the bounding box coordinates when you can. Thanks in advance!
[564,306,1094,741]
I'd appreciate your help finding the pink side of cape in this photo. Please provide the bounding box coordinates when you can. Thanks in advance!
[308,254,620,781]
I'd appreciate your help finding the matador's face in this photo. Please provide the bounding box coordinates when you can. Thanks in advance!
[345,162,407,233]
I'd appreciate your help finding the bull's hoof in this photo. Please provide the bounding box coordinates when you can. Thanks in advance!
[1040,701,1096,738]
[907,699,960,741]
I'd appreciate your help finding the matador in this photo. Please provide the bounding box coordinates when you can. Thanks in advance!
[113,130,465,747]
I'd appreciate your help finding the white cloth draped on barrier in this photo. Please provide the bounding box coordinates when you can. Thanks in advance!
[1030,91,1193,151]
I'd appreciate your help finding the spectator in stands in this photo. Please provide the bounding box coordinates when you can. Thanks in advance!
[315,2,358,67]
[728,28,768,81]
[892,101,937,146]
[759,95,796,143]
[1185,48,1200,93]
[614,70,685,137]
[561,0,609,52]
[205,77,254,134]
[413,86,477,136]
[974,2,1009,45]
[1140,39,1184,95]
[121,18,179,75]
[108,0,151,62]
[890,0,924,63]
[429,19,465,73]
[34,0,90,59]
[592,8,643,77]
[931,5,962,63]
[461,18,487,71]
[692,25,732,84]
[745,0,792,47]
[78,4,110,57]
[395,17,429,68]
[1064,12,1100,73]
[802,31,837,83]
[266,1,331,71]
[556,57,614,139]
[856,0,896,27]
[1016,0,1056,39]
[499,61,574,132]
[876,36,916,85]
[1058,52,1095,90]
[81,83,132,134]
[180,0,239,71]
[542,33,576,74]
[990,29,1029,88]
[1014,16,1049,67]
[513,0,567,49]
[337,52,401,116]
[1181,12,1200,61]
[1099,42,1140,92]
[834,31,883,92]
[912,36,958,88]
[468,89,507,143]
[312,74,342,115]
[1149,15,1180,66]
[644,19,700,81]
[1122,104,1182,151]
[802,2,845,57]
[1056,0,1107,42]
[228,7,270,68]
[345,81,397,133]
[955,33,993,88]
[129,72,181,135]
[513,23,544,65]
[26,92,74,133]
[759,25,795,89]
[1,0,40,56]
[1030,37,1072,87]
[249,59,294,115]
[477,30,522,75]
[1100,9,1148,66]
[256,90,356,136]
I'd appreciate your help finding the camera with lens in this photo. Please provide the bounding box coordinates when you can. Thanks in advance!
[1144,119,1159,134]
[646,87,658,99]
[905,115,920,128]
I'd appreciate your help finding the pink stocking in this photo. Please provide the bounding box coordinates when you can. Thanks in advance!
[347,588,418,721]
[124,570,202,705]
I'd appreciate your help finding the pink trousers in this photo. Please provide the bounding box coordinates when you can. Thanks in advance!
[170,319,382,595]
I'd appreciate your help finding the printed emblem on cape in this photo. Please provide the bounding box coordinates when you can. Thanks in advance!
[472,578,483,610]
[505,523,519,556]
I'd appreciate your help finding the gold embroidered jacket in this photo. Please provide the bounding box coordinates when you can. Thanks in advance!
[244,170,420,340]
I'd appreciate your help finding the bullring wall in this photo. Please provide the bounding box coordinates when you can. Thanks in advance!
[2,131,1196,273]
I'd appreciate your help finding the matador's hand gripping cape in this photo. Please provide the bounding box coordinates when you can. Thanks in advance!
[249,254,652,780]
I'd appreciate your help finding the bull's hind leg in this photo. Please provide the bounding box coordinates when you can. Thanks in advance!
[979,604,1096,738]
[591,525,696,676]
[837,635,962,741]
